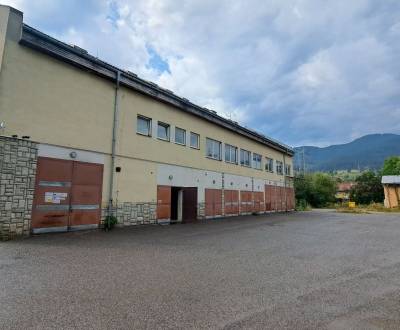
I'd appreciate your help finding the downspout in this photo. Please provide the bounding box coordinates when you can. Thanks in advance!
[283,148,287,212]
[108,70,121,226]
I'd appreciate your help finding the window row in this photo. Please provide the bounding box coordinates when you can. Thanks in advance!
[205,138,291,175]
[137,115,200,149]
[137,115,291,176]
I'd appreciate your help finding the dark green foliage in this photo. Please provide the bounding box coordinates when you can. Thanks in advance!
[294,134,400,172]
[381,156,400,175]
[294,173,337,208]
[104,215,118,230]
[349,171,383,204]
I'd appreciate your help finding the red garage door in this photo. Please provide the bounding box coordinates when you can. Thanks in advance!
[205,189,222,217]
[31,157,103,233]
[240,191,253,214]
[253,191,265,213]
[224,190,239,215]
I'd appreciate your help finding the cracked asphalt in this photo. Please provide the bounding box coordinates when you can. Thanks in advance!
[1,209,400,329]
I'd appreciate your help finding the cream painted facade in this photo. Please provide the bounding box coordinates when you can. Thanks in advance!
[0,6,294,229]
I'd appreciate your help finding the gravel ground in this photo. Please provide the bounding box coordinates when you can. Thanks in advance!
[1,210,400,329]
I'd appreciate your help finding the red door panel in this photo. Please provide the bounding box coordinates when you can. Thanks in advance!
[182,187,197,223]
[157,186,171,220]
[205,189,222,217]
[31,157,73,231]
[70,162,103,228]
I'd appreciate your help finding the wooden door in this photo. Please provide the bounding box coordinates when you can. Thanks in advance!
[69,161,103,229]
[31,157,73,233]
[182,187,197,223]
[205,188,222,217]
[157,185,171,220]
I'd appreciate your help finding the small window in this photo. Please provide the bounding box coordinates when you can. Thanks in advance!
[190,132,200,149]
[265,157,274,172]
[137,115,151,136]
[253,153,262,170]
[206,138,221,160]
[285,164,291,176]
[276,161,283,175]
[175,127,186,145]
[157,122,170,141]
[240,149,251,167]
[225,144,237,164]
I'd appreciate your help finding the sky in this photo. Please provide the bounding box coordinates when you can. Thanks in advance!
[3,0,400,147]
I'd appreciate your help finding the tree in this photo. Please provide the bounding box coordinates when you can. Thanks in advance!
[349,171,383,204]
[381,156,400,175]
[294,173,337,208]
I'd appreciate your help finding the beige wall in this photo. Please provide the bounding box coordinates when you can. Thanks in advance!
[0,6,10,71]
[0,8,293,204]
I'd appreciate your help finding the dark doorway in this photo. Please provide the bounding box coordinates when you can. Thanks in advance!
[182,187,198,223]
[171,187,181,222]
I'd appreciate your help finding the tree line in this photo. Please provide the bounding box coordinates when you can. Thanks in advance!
[294,156,400,208]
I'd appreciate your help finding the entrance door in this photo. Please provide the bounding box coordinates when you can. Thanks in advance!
[31,157,103,233]
[182,187,197,223]
[157,185,171,221]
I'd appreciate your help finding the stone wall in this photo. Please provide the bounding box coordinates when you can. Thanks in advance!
[101,202,157,227]
[0,136,38,240]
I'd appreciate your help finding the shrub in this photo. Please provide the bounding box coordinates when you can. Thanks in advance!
[349,171,383,205]
[104,215,118,230]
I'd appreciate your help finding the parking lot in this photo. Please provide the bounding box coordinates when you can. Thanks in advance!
[1,210,400,329]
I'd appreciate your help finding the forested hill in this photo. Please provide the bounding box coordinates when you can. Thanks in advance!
[294,134,400,172]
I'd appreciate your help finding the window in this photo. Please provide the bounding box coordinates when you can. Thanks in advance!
[240,149,251,167]
[157,122,170,141]
[175,127,186,145]
[190,132,200,149]
[206,138,221,160]
[225,144,237,164]
[276,161,283,175]
[265,157,274,172]
[137,115,151,136]
[253,153,262,170]
[285,164,291,176]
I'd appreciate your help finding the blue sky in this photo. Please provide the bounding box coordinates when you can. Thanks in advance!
[3,0,400,146]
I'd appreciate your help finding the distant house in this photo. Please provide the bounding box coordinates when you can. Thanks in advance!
[335,182,355,201]
[382,176,400,208]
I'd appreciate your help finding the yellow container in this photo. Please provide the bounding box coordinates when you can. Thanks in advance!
[348,202,356,208]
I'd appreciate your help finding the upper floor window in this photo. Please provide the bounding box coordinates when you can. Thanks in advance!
[206,138,221,160]
[253,153,262,170]
[240,149,251,167]
[190,132,200,149]
[276,161,283,175]
[265,157,274,172]
[285,164,291,176]
[157,122,170,141]
[137,115,151,136]
[225,144,237,164]
[175,127,186,145]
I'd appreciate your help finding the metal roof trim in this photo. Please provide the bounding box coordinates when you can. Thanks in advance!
[19,24,294,155]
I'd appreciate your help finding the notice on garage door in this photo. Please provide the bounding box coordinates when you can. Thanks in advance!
[45,192,68,204]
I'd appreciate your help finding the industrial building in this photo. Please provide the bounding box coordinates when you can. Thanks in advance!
[0,5,294,239]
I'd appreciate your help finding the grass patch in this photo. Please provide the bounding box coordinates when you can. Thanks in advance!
[336,202,400,214]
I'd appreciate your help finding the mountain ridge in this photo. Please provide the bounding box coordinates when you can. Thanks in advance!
[294,133,400,172]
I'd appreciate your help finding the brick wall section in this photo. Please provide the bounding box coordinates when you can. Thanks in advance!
[0,136,38,240]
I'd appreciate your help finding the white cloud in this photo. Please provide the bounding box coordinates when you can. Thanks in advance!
[2,0,400,146]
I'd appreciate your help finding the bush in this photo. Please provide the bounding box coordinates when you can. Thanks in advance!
[104,215,118,230]
[294,173,337,208]
[349,171,383,205]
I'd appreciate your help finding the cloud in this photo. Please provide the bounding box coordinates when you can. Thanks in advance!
[2,0,400,146]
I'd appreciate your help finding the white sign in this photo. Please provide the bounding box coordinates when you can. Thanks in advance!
[45,192,68,204]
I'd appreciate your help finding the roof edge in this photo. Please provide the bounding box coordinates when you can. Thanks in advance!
[19,24,294,155]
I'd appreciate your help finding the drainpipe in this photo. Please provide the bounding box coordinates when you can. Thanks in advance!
[108,70,121,225]
[283,148,287,212]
